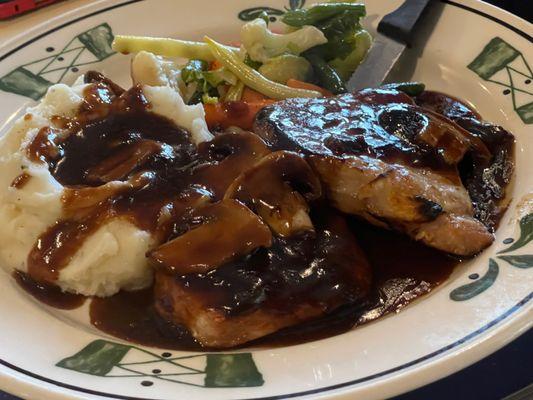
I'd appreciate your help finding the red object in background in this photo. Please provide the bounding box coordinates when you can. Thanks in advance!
[0,0,63,19]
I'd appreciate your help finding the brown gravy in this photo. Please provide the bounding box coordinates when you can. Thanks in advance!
[24,78,276,285]
[14,271,86,310]
[90,287,201,351]
[89,217,458,350]
[26,81,198,282]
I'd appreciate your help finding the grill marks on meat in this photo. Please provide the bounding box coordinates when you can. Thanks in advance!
[255,88,514,256]
[308,154,493,256]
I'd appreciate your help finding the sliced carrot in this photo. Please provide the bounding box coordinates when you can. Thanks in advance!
[210,60,224,70]
[286,79,333,97]
[204,100,276,130]
[241,87,272,103]
[204,103,226,128]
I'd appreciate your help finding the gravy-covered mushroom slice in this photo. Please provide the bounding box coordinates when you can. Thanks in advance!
[149,199,272,275]
[193,129,271,199]
[85,139,165,184]
[224,151,322,237]
[415,90,514,229]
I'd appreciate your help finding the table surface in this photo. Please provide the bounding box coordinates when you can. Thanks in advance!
[0,1,531,399]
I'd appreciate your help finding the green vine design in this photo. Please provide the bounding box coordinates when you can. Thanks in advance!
[238,0,306,21]
[451,37,532,298]
[498,214,533,254]
[450,259,499,301]
[0,23,116,100]
[468,37,533,124]
[498,255,533,269]
[57,340,264,388]
[450,213,533,301]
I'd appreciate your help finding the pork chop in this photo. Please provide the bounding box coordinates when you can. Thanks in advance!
[150,135,371,348]
[153,210,371,348]
[254,88,514,256]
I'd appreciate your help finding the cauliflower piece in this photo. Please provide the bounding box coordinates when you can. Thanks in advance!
[241,18,327,63]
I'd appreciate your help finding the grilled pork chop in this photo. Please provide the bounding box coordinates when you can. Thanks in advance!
[254,88,514,256]
[149,131,371,348]
[153,210,372,348]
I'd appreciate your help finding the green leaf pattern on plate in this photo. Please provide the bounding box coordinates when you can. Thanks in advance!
[450,213,533,301]
[57,340,264,388]
[205,354,264,387]
[57,340,131,376]
[238,7,285,22]
[450,259,499,301]
[238,0,306,21]
[498,255,533,269]
[498,213,533,254]
[0,23,116,100]
[468,37,533,124]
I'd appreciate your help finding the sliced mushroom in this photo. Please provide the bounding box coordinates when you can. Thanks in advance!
[192,130,271,199]
[224,151,322,237]
[149,199,272,275]
[419,109,491,165]
[62,171,156,218]
[378,105,491,166]
[86,139,164,183]
[152,186,213,242]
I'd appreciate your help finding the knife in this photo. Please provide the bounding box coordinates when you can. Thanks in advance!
[347,0,433,92]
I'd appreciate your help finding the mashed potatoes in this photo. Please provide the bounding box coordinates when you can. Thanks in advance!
[0,54,211,297]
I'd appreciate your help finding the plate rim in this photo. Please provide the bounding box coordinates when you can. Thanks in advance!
[0,0,531,399]
[0,294,531,400]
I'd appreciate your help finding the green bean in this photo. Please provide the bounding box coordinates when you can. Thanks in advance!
[204,37,322,100]
[382,82,426,97]
[244,54,262,70]
[328,29,372,80]
[305,53,347,94]
[112,35,239,61]
[282,3,366,27]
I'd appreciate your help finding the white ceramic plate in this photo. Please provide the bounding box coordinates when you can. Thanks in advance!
[0,1,531,399]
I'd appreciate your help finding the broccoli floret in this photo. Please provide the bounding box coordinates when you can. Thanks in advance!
[180,60,237,104]
[328,29,372,80]
[284,2,371,92]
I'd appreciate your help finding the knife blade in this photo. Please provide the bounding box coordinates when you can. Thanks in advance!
[347,0,434,92]
[346,33,406,92]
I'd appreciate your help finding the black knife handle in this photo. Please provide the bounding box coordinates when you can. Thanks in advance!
[378,0,433,46]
